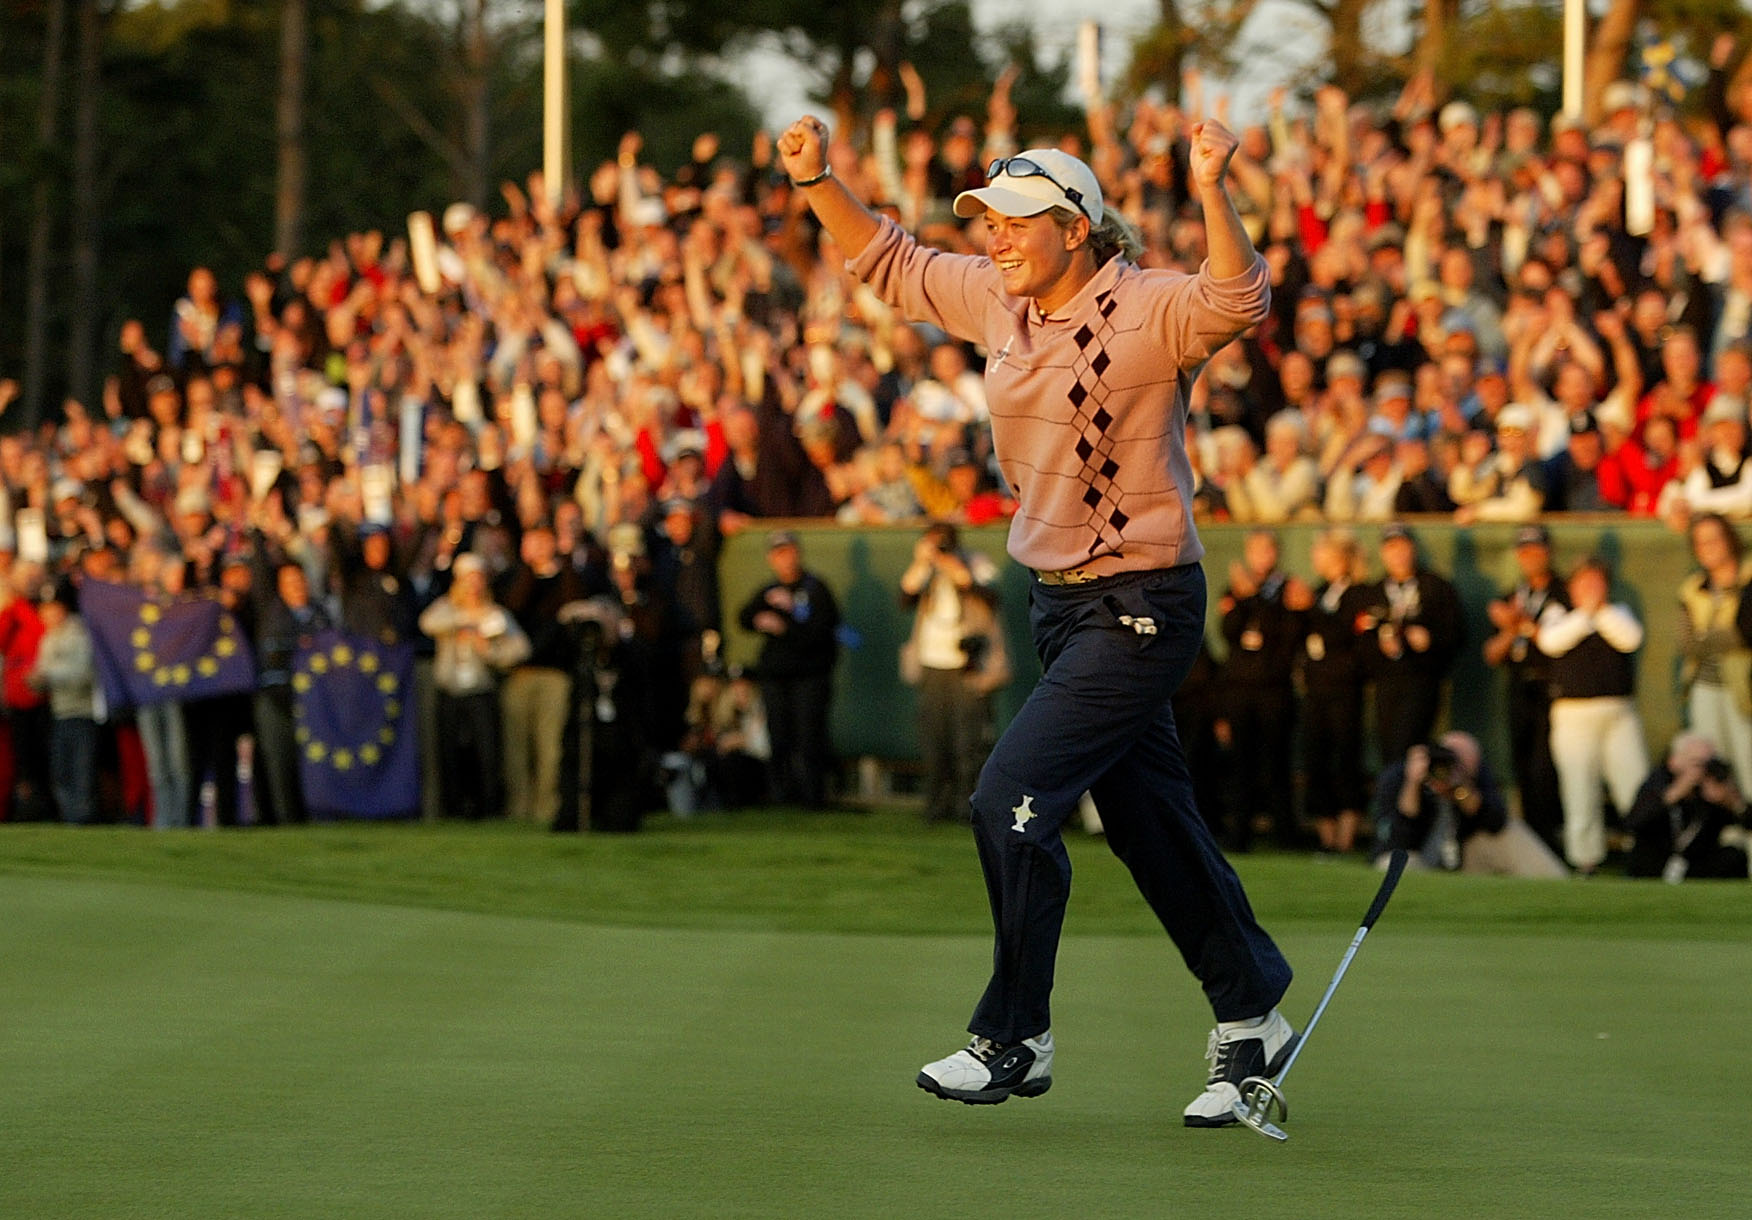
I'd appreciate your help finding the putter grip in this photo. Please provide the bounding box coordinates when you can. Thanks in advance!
[1360,849,1407,930]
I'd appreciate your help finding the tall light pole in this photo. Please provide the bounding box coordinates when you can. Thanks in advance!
[1562,0,1586,120]
[543,0,569,209]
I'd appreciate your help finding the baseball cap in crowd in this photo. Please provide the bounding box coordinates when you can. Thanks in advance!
[146,373,177,397]
[1515,524,1551,549]
[1374,371,1413,404]
[51,477,84,504]
[665,429,706,463]
[1475,356,1508,381]
[765,529,800,552]
[1601,81,1640,114]
[453,552,486,578]
[1326,351,1367,384]
[953,148,1104,225]
[659,497,694,519]
[944,447,979,470]
[1702,395,1747,426]
[1568,411,1600,436]
[1438,101,1479,133]
[1381,522,1415,544]
[1496,404,1535,433]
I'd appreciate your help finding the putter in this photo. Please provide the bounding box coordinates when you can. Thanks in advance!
[1233,849,1408,1141]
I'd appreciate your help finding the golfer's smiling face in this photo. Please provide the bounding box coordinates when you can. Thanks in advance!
[984,210,1087,312]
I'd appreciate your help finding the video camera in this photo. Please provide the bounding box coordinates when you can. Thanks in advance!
[1703,756,1733,784]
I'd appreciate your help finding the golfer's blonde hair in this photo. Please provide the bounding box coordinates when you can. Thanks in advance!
[1051,206,1145,267]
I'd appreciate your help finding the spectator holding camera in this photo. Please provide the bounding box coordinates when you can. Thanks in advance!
[1623,733,1751,880]
[898,521,1008,824]
[1371,732,1567,877]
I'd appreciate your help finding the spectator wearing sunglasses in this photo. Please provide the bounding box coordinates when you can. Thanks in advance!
[777,115,1293,1128]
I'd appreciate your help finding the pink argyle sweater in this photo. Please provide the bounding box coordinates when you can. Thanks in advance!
[850,218,1269,575]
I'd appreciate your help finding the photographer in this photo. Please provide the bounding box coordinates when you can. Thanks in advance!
[1624,734,1752,881]
[1372,732,1568,877]
[898,522,1007,824]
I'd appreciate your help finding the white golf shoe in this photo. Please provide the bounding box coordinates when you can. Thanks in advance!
[1183,1009,1298,1127]
[917,1032,1054,1104]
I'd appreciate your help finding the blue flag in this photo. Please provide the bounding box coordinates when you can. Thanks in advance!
[293,630,418,819]
[81,578,256,711]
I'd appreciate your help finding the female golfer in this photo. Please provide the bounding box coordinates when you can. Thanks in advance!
[777,117,1293,1125]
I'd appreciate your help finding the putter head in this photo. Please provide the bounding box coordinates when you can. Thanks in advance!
[1233,1075,1288,1142]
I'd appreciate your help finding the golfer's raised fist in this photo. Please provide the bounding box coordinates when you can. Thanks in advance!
[778,116,830,183]
[1188,119,1240,192]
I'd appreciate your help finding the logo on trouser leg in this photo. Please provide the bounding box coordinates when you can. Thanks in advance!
[1011,794,1038,833]
[1118,614,1157,636]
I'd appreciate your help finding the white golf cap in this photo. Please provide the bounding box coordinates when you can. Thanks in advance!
[953,149,1103,225]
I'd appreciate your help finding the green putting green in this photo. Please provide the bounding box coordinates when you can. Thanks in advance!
[1,816,1747,1219]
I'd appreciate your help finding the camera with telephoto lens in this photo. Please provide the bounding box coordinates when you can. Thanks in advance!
[1703,757,1733,784]
[1424,743,1461,786]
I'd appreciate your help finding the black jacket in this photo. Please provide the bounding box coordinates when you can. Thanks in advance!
[737,572,840,680]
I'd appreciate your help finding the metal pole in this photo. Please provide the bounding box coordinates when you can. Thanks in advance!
[543,0,569,209]
[1562,0,1586,121]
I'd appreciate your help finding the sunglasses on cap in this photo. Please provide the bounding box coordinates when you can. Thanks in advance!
[985,156,1091,222]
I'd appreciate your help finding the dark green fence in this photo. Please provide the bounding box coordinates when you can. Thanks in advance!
[719,517,1695,778]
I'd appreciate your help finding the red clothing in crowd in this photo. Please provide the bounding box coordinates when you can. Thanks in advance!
[1635,380,1714,440]
[0,596,46,711]
[1597,427,1678,515]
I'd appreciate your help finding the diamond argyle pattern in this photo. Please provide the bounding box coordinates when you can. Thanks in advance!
[1067,293,1128,555]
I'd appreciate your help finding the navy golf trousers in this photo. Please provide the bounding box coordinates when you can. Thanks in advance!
[967,563,1293,1044]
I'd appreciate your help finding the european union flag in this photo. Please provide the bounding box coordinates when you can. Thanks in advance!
[81,578,256,711]
[293,630,418,818]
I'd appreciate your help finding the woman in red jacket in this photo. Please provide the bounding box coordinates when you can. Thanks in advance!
[0,560,50,820]
[1598,414,1679,515]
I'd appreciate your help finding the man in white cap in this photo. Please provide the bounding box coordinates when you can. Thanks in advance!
[776,114,1297,1126]
[1451,403,1548,523]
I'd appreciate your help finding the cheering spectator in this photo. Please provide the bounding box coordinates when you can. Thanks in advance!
[26,580,98,824]
[0,559,51,821]
[1536,557,1649,875]
[736,531,840,808]
[419,553,531,820]
[1299,528,1370,854]
[1481,524,1567,852]
[1677,513,1752,790]
[1359,523,1464,765]
[1218,530,1307,849]
[1542,412,1615,512]
[1450,405,1548,523]
[498,521,590,827]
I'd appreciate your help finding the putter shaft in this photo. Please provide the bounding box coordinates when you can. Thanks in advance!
[1233,850,1407,1140]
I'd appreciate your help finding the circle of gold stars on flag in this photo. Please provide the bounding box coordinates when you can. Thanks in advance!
[292,640,400,771]
[130,600,243,689]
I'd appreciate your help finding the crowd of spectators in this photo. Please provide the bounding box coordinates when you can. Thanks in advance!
[5,49,1752,875]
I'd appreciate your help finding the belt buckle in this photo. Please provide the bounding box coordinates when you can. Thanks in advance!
[1038,566,1098,586]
